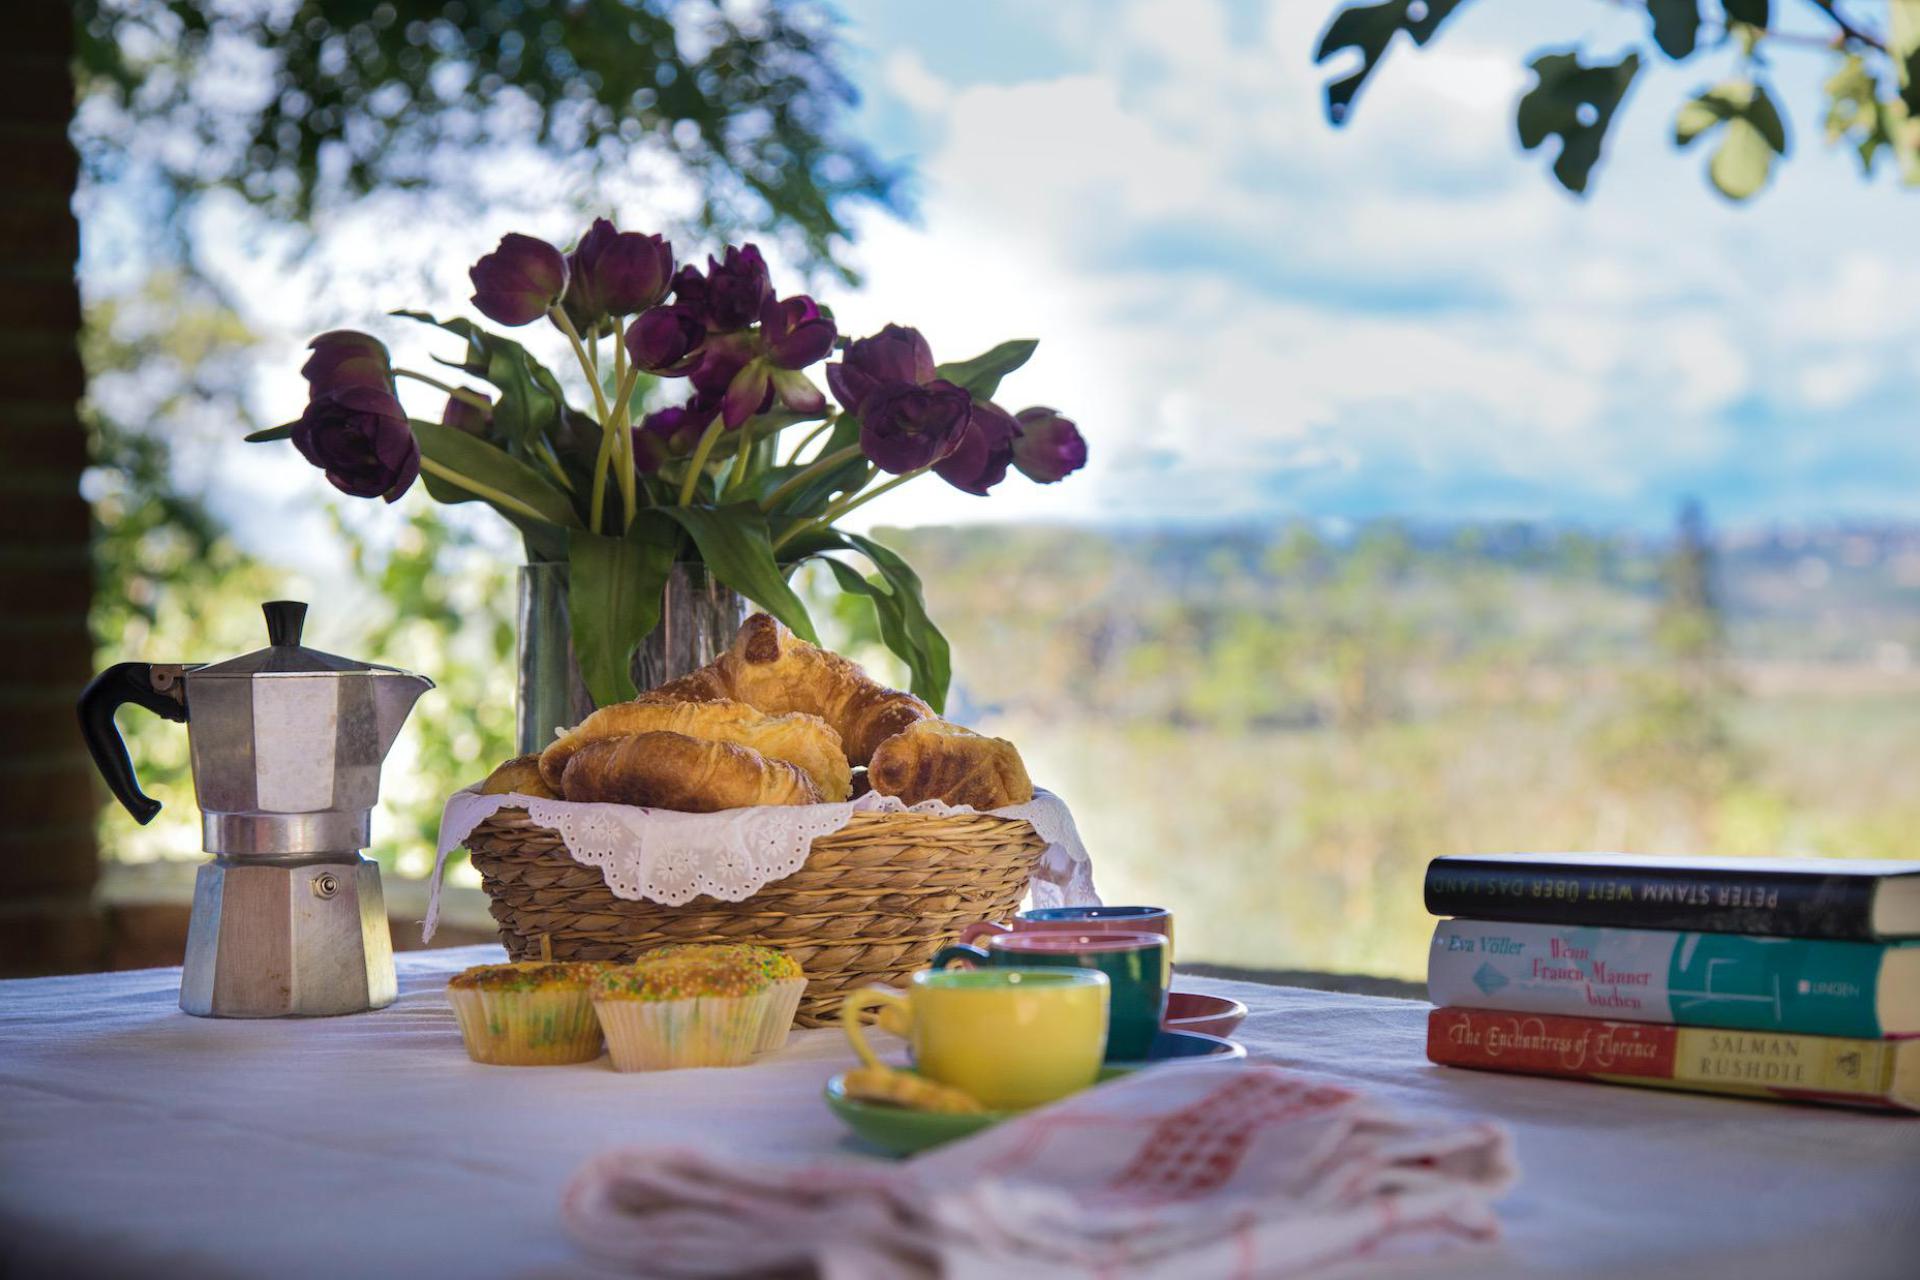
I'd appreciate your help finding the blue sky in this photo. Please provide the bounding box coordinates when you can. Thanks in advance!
[115,0,1920,560]
[813,0,1920,531]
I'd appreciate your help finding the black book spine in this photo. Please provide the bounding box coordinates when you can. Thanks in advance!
[1423,861,1880,939]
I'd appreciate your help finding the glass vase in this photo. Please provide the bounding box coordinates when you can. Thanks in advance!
[514,561,746,754]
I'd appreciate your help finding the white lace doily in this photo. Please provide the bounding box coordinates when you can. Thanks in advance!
[424,785,1099,942]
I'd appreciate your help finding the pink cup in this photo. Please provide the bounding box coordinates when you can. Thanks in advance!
[961,905,1175,960]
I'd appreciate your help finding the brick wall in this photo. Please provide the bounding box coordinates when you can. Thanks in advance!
[0,8,102,976]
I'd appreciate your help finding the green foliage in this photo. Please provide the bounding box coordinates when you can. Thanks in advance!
[567,522,674,707]
[818,532,952,710]
[657,505,819,645]
[1312,0,1468,123]
[71,0,896,272]
[1676,80,1789,198]
[1318,0,1920,199]
[933,340,1040,402]
[394,312,571,455]
[1518,51,1643,195]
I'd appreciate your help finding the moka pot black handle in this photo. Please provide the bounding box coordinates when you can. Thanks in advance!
[76,663,189,825]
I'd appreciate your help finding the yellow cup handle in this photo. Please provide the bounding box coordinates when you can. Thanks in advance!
[840,985,911,1072]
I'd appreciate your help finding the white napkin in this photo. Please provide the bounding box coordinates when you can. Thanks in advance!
[562,1063,1516,1279]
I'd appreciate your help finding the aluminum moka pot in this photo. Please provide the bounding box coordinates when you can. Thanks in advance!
[78,601,432,1017]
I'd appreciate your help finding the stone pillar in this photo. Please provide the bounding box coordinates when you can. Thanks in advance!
[0,7,103,976]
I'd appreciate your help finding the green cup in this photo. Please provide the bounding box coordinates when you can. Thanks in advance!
[932,930,1169,1061]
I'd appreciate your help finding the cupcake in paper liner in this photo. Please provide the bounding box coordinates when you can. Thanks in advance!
[447,962,606,1066]
[592,952,775,1071]
[646,943,806,1054]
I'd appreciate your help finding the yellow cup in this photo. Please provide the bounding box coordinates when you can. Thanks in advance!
[841,967,1109,1111]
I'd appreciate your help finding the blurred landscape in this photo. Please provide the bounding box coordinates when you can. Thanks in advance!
[854,515,1920,978]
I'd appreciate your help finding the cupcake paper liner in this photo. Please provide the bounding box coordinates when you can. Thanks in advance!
[594,992,770,1071]
[754,976,806,1055]
[448,986,604,1066]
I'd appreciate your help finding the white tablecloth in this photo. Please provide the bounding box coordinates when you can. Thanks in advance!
[2,945,1916,1280]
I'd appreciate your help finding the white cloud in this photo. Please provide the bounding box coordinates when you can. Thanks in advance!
[837,0,1920,529]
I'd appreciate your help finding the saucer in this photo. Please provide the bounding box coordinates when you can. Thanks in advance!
[829,1034,1248,1156]
[1114,1027,1246,1065]
[1162,991,1248,1039]
[825,1067,1130,1157]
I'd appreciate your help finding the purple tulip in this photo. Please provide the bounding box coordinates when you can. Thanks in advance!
[760,295,836,369]
[641,398,720,455]
[1013,407,1088,483]
[441,390,492,436]
[565,219,674,324]
[301,330,391,396]
[291,386,420,502]
[701,243,773,331]
[827,324,937,416]
[626,304,707,374]
[669,263,710,321]
[769,368,827,417]
[469,233,569,327]
[935,399,1018,495]
[858,379,972,474]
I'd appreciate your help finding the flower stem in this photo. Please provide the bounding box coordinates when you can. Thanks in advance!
[418,457,553,524]
[772,467,925,552]
[783,418,835,465]
[394,368,490,409]
[551,306,619,531]
[612,316,637,527]
[678,414,727,507]
[723,424,757,498]
[759,444,863,512]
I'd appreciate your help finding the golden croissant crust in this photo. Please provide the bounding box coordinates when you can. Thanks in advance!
[538,697,850,800]
[478,754,558,799]
[559,732,823,811]
[867,718,1034,811]
[644,613,933,766]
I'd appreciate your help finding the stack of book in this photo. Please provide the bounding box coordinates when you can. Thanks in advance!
[1421,853,1920,1111]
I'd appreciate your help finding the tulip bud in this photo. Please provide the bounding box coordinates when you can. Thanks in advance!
[934,399,1018,495]
[626,305,707,374]
[565,218,674,324]
[701,243,773,331]
[441,390,492,436]
[759,294,836,369]
[1012,407,1088,483]
[641,398,719,454]
[291,386,420,502]
[301,330,392,396]
[469,233,569,327]
[858,379,972,474]
[827,324,936,416]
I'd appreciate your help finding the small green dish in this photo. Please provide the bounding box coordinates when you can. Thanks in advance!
[825,1067,1131,1157]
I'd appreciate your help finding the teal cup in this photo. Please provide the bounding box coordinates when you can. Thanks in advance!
[932,930,1170,1061]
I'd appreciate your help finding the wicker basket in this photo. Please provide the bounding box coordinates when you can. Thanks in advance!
[464,807,1048,1026]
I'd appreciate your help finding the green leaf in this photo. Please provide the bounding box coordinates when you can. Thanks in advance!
[1314,0,1469,124]
[1709,117,1777,198]
[1893,0,1920,118]
[567,523,674,707]
[244,423,295,443]
[1646,0,1700,60]
[391,311,569,452]
[751,414,870,514]
[412,419,579,527]
[657,505,819,644]
[1516,51,1641,194]
[1674,80,1787,200]
[1721,0,1768,29]
[841,531,951,711]
[933,339,1039,401]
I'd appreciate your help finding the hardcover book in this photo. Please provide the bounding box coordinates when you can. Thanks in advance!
[1427,1007,1920,1112]
[1425,854,1920,940]
[1427,920,1920,1038]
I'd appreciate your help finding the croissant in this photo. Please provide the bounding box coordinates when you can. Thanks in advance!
[478,754,557,799]
[538,697,849,800]
[559,732,823,811]
[867,718,1034,810]
[645,613,933,765]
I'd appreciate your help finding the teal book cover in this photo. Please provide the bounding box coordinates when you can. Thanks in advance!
[1427,920,1918,1038]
